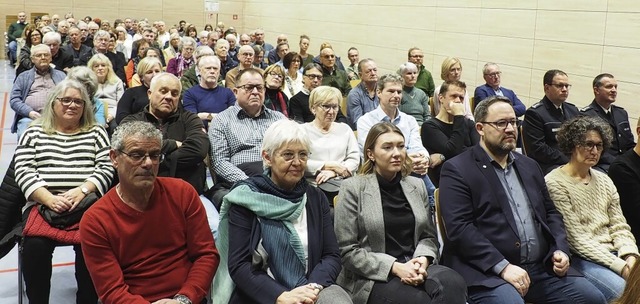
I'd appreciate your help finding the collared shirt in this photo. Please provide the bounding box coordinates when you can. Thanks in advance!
[24,72,55,112]
[347,82,379,126]
[487,152,548,273]
[494,88,504,96]
[346,64,360,80]
[209,105,285,183]
[357,106,428,158]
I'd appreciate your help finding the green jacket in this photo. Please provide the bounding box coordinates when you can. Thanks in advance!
[7,22,27,42]
[321,66,351,96]
[416,65,436,97]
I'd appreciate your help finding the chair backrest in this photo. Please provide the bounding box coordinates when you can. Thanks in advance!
[429,96,436,117]
[519,124,527,155]
[340,96,348,116]
[350,79,361,88]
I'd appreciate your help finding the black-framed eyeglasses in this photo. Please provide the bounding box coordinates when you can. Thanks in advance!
[237,84,265,92]
[56,97,85,107]
[480,119,519,130]
[580,141,604,152]
[280,151,310,162]
[305,74,323,80]
[118,150,165,164]
[550,83,572,89]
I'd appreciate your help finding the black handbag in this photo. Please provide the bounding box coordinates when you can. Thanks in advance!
[38,192,99,229]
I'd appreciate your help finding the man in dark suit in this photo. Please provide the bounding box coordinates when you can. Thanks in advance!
[473,63,526,116]
[439,96,606,304]
[522,69,580,174]
[580,73,635,172]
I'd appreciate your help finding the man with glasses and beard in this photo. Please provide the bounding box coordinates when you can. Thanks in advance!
[439,96,607,304]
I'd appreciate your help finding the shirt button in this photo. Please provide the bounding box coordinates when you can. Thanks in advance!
[515,242,521,248]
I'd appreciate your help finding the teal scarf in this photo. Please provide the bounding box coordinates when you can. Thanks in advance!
[212,173,308,304]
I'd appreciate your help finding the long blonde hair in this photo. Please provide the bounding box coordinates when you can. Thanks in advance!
[37,80,97,134]
[87,53,118,85]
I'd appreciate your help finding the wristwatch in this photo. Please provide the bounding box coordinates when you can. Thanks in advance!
[174,294,192,304]
[439,154,446,162]
[207,113,213,120]
[81,187,90,195]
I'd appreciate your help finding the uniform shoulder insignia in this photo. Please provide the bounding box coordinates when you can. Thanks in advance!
[611,104,625,110]
[580,105,593,112]
[564,101,578,109]
[531,102,542,109]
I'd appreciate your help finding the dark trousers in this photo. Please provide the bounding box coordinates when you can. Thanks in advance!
[367,264,467,304]
[21,236,97,304]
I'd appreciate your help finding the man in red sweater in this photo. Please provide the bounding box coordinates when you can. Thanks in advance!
[80,120,219,304]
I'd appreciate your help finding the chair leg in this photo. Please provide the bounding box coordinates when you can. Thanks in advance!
[18,242,23,304]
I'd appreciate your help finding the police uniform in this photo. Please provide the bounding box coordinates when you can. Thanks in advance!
[522,96,579,174]
[580,100,635,172]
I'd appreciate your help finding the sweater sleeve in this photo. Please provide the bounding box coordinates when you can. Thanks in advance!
[604,178,639,259]
[545,174,628,274]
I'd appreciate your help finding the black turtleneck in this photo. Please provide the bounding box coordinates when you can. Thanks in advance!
[377,173,416,262]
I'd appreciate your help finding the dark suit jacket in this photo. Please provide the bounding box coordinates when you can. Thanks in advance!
[439,144,578,288]
[522,96,580,174]
[580,100,635,172]
[227,186,341,304]
[473,84,526,116]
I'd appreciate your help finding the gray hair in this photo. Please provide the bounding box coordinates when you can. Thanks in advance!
[30,44,51,56]
[66,66,98,98]
[198,55,221,69]
[111,121,162,150]
[39,79,96,134]
[377,73,403,91]
[42,32,61,44]
[194,45,215,63]
[182,36,197,48]
[94,29,110,40]
[261,119,311,168]
[473,95,512,122]
[482,62,499,75]
[303,63,322,74]
[397,62,418,76]
[215,38,230,49]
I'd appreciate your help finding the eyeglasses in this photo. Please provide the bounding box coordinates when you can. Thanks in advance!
[580,141,604,152]
[56,97,85,107]
[118,150,165,164]
[268,72,283,79]
[550,83,572,89]
[485,72,502,77]
[237,84,265,92]
[480,119,519,130]
[305,74,323,80]
[320,104,339,112]
[280,151,309,162]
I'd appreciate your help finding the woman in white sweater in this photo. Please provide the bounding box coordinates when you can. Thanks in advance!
[302,86,359,204]
[545,116,638,302]
[88,53,124,132]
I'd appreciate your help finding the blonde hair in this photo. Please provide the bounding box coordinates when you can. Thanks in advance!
[87,53,118,85]
[359,122,412,177]
[440,57,462,81]
[308,86,341,111]
[264,64,286,90]
[38,80,96,134]
[136,57,162,80]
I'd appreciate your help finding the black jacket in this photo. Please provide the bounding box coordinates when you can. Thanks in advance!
[122,106,210,194]
[0,156,26,258]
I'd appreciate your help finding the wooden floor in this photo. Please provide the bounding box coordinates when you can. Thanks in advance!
[0,60,78,304]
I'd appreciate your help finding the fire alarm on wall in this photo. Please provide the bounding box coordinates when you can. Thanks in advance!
[233,14,238,20]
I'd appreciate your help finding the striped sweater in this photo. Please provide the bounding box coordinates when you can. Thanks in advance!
[545,167,638,275]
[15,125,115,202]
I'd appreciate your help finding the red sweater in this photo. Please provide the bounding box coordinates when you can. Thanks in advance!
[80,177,219,303]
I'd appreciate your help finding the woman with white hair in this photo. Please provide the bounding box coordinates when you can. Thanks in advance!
[213,119,352,304]
[397,62,431,125]
[167,37,196,78]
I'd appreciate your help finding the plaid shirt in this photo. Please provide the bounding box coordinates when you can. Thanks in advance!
[208,104,285,183]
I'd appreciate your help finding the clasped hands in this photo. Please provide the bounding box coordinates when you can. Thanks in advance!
[276,283,323,304]
[501,251,569,297]
[45,187,86,214]
[392,256,429,286]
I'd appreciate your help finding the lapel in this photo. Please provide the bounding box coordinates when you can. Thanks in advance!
[360,174,387,252]
[400,178,425,245]
[471,145,519,236]
[590,100,615,128]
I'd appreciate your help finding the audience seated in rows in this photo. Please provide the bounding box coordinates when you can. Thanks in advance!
[398,62,431,125]
[166,37,196,78]
[289,63,349,124]
[439,96,608,303]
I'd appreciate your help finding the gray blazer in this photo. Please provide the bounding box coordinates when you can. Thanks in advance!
[334,174,439,304]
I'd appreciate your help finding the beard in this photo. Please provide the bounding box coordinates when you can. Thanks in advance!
[484,137,516,157]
